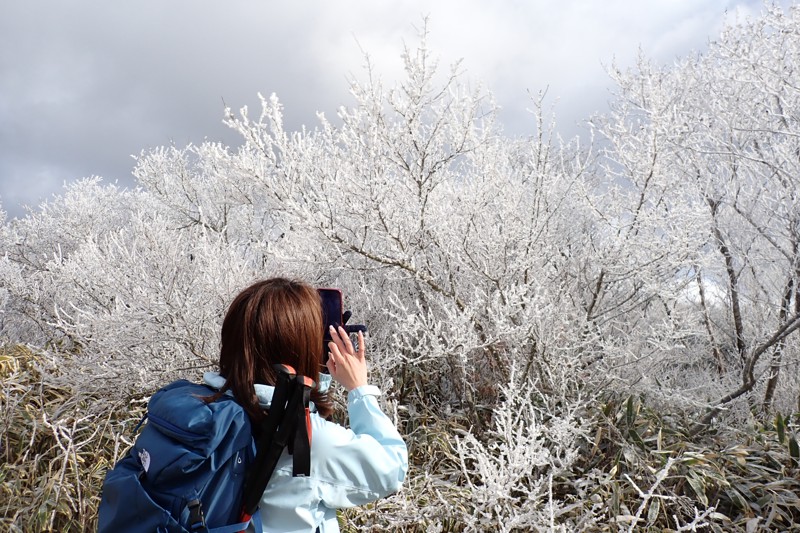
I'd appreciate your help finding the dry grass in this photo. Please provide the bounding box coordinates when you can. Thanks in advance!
[0,345,146,532]
[3,345,800,532]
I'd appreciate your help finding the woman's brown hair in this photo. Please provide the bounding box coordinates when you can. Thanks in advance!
[216,278,332,420]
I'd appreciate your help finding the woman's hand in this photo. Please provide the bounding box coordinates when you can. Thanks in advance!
[326,326,368,391]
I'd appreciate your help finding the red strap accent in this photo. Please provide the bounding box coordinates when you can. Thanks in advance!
[275,364,296,376]
[237,511,252,533]
[305,407,312,447]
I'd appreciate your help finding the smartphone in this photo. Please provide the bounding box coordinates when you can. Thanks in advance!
[318,288,343,370]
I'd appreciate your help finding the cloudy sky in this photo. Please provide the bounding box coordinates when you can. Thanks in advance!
[0,0,788,219]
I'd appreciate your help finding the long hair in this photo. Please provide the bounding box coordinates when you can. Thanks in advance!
[216,278,332,420]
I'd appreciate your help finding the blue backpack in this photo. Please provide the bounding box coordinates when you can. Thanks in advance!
[98,367,314,533]
[97,380,261,533]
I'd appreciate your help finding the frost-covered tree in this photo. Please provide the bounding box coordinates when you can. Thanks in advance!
[590,3,800,428]
[4,8,800,531]
[214,41,596,420]
[1,25,599,530]
[0,179,139,347]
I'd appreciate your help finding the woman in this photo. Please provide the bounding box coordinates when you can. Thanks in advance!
[203,277,407,532]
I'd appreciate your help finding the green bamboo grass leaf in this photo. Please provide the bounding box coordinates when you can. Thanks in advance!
[628,428,646,449]
[790,436,799,465]
[725,487,749,510]
[646,498,660,526]
[734,482,758,501]
[626,396,634,427]
[687,474,709,507]
[610,481,621,516]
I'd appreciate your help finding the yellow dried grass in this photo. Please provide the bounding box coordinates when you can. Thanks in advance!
[0,345,145,531]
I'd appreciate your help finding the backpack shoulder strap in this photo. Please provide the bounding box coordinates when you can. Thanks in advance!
[239,364,315,520]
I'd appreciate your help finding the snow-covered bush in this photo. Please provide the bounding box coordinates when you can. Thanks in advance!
[452,367,589,532]
[3,6,800,531]
[588,3,800,428]
[0,178,139,346]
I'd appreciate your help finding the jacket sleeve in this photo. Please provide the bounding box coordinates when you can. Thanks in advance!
[311,385,408,509]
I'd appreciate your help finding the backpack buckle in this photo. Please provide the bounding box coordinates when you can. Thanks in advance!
[187,499,206,532]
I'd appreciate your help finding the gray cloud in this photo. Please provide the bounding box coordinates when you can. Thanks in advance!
[0,0,787,218]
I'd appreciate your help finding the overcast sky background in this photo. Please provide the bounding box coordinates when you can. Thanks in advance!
[0,0,791,219]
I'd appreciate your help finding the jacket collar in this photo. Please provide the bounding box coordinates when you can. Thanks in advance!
[203,371,332,413]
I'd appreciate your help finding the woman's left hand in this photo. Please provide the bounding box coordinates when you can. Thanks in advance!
[326,326,368,391]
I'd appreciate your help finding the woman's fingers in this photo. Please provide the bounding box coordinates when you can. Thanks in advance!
[329,325,355,355]
[328,338,350,368]
[327,327,368,391]
[338,326,355,354]
[356,330,366,360]
[328,325,343,350]
[326,349,336,374]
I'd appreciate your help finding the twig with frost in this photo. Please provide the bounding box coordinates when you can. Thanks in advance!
[674,506,716,531]
[622,457,676,532]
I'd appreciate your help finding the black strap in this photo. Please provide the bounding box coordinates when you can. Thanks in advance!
[292,384,312,477]
[241,365,314,517]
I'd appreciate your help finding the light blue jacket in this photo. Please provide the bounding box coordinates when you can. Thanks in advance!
[203,372,408,533]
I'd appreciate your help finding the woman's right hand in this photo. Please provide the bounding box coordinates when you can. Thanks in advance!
[326,326,368,391]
